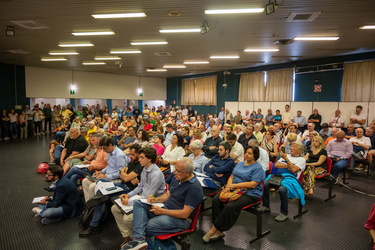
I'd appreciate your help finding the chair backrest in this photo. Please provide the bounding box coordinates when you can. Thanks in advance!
[189,204,201,231]
[326,158,333,174]
[268,161,273,173]
[298,171,304,184]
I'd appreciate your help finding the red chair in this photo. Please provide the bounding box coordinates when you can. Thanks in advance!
[242,198,271,243]
[155,204,201,250]
[315,158,336,202]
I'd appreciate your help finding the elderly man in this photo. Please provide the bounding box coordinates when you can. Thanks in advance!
[243,110,252,125]
[350,127,371,170]
[345,123,356,139]
[226,133,244,163]
[326,130,353,180]
[325,127,338,146]
[82,137,128,203]
[265,109,274,127]
[238,124,256,149]
[122,157,203,250]
[350,105,367,128]
[365,127,375,165]
[308,109,322,131]
[225,109,233,123]
[293,110,307,132]
[202,125,223,158]
[301,123,316,144]
[60,127,89,175]
[258,142,306,222]
[253,109,263,123]
[329,110,345,128]
[204,141,235,186]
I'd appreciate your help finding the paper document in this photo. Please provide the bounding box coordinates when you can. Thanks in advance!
[95,181,124,195]
[114,198,133,214]
[195,172,208,178]
[75,164,90,169]
[140,198,164,208]
[32,196,46,204]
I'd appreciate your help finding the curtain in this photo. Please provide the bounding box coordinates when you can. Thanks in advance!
[181,79,195,105]
[342,60,375,101]
[239,72,265,101]
[181,75,217,105]
[265,68,293,101]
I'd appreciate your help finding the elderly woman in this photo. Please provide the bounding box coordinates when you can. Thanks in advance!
[258,142,306,222]
[303,135,327,196]
[203,146,265,242]
[188,140,209,173]
[253,123,264,144]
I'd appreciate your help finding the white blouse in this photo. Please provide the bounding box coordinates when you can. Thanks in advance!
[162,145,185,172]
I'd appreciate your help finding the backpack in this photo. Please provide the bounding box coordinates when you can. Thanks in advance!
[79,206,96,230]
[37,163,49,174]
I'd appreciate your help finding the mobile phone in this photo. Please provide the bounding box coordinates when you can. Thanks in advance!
[281,146,286,153]
[106,186,117,191]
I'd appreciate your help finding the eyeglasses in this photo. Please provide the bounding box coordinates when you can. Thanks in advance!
[174,169,187,174]
[46,174,55,177]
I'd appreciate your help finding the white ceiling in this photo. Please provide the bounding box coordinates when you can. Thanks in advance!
[0,0,374,78]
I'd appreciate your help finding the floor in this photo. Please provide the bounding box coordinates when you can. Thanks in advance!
[0,134,374,250]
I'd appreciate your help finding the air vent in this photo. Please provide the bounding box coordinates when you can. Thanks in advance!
[10,20,48,29]
[286,12,321,22]
[6,49,30,54]
[154,52,172,56]
[274,39,294,45]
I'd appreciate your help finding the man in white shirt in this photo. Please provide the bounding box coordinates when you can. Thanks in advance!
[349,127,371,163]
[226,133,244,163]
[282,104,293,124]
[181,105,188,117]
[350,105,367,128]
[242,110,251,124]
[329,109,345,128]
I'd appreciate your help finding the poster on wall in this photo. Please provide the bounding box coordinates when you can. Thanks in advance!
[314,85,322,92]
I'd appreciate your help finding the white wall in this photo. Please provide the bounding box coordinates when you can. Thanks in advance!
[25,66,166,100]
[32,98,69,107]
[226,101,374,127]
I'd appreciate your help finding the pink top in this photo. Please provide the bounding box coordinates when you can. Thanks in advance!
[152,143,165,156]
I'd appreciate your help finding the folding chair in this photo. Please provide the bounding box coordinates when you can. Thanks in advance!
[315,158,336,202]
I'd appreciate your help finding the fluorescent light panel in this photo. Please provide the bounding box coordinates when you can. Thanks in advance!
[92,13,146,19]
[183,61,209,64]
[205,8,264,14]
[147,69,167,72]
[244,49,279,52]
[59,43,94,47]
[82,61,106,65]
[159,29,201,33]
[210,56,239,59]
[294,37,339,41]
[163,64,186,68]
[359,25,375,29]
[72,31,115,36]
[94,56,121,60]
[110,50,142,54]
[131,41,168,45]
[41,57,67,61]
[49,51,79,55]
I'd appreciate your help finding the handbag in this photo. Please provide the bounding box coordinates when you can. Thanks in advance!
[219,188,247,203]
[268,174,284,187]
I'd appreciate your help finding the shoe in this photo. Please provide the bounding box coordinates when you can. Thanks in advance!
[308,189,314,196]
[87,194,109,208]
[41,217,62,224]
[270,188,276,192]
[79,226,100,237]
[32,207,42,217]
[202,231,225,243]
[257,206,271,212]
[44,186,54,192]
[355,164,364,171]
[122,239,148,250]
[275,213,288,222]
[120,236,131,248]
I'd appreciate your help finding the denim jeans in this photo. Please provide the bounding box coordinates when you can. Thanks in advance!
[331,159,349,178]
[132,200,190,239]
[262,179,289,215]
[10,122,18,137]
[90,180,131,227]
[38,204,64,219]
[65,166,93,184]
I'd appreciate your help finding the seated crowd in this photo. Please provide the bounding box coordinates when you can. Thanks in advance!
[30,103,375,249]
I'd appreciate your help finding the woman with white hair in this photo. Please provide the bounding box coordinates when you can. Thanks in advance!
[188,140,209,173]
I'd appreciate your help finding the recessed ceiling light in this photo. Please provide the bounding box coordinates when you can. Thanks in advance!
[110,50,142,54]
[163,64,186,68]
[147,68,167,72]
[92,13,147,19]
[210,56,239,59]
[49,51,79,55]
[244,49,279,52]
[205,8,264,14]
[72,31,115,36]
[159,29,201,33]
[94,56,121,60]
[183,61,209,64]
[82,61,106,65]
[41,57,67,61]
[131,41,168,45]
[59,43,94,47]
[294,37,339,41]
[359,25,375,29]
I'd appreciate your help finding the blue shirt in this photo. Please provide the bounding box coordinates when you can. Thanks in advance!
[101,146,128,180]
[165,175,204,219]
[188,153,209,173]
[232,161,265,198]
[164,131,176,146]
[204,155,235,186]
[293,115,307,127]
[273,115,282,122]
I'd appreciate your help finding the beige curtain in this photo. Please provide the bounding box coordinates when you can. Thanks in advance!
[342,60,375,101]
[239,72,265,101]
[265,68,293,101]
[181,75,217,105]
[181,79,195,105]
